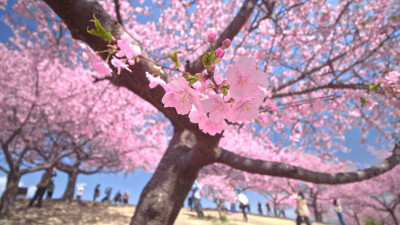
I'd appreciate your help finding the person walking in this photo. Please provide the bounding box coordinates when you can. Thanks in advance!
[29,167,56,208]
[192,180,204,218]
[238,191,249,222]
[46,179,55,199]
[265,201,271,216]
[333,199,347,225]
[123,191,129,204]
[293,192,311,225]
[93,184,100,201]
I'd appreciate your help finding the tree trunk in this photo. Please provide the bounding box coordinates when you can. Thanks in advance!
[0,172,21,218]
[311,196,322,222]
[62,169,78,201]
[130,127,219,225]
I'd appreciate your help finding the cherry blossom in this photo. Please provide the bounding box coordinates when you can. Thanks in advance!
[162,77,201,115]
[226,57,268,99]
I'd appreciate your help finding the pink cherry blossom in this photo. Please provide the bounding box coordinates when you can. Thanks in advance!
[116,34,141,59]
[146,72,166,89]
[226,57,268,99]
[162,77,200,115]
[189,107,227,135]
[201,94,230,121]
[81,43,111,75]
[111,56,131,74]
[229,95,263,122]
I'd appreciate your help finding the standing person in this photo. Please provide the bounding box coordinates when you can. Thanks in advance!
[238,191,249,222]
[29,167,57,208]
[230,202,237,215]
[101,187,112,202]
[257,202,263,215]
[93,184,100,201]
[76,183,86,201]
[113,191,122,204]
[192,180,204,218]
[281,209,286,218]
[265,201,271,216]
[293,192,311,225]
[46,179,55,199]
[188,196,193,211]
[123,191,129,204]
[333,199,347,225]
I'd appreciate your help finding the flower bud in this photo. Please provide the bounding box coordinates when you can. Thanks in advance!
[221,39,231,49]
[215,48,225,58]
[207,32,216,44]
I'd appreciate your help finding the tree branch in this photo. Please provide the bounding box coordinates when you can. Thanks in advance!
[0,165,9,174]
[42,0,203,133]
[114,0,123,25]
[188,0,258,74]
[271,83,369,99]
[214,143,400,184]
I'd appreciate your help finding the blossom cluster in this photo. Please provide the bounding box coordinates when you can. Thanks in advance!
[81,34,141,75]
[148,31,270,135]
[382,71,400,97]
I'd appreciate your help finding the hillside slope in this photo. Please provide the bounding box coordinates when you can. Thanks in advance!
[2,200,332,225]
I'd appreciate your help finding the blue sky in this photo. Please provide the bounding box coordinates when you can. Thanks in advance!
[0,0,385,223]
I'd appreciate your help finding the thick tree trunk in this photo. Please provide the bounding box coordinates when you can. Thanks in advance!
[0,172,21,218]
[130,127,219,225]
[62,169,78,201]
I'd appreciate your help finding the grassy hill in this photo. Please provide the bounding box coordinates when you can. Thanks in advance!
[1,200,332,225]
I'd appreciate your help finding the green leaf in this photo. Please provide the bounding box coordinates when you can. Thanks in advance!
[184,76,198,87]
[360,97,370,105]
[167,50,180,67]
[369,81,383,91]
[188,79,197,87]
[87,14,113,42]
[221,84,230,96]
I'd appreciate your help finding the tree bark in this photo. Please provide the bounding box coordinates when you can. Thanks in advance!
[130,127,219,225]
[0,172,21,218]
[311,195,322,222]
[62,169,78,201]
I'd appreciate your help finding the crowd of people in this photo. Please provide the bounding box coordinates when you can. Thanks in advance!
[27,168,131,207]
[186,182,347,224]
[27,169,347,225]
